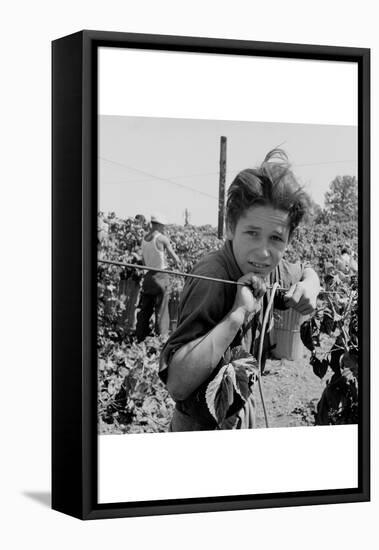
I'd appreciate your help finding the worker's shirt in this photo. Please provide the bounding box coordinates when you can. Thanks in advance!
[142,232,167,269]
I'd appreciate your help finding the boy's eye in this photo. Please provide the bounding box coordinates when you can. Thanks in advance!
[271,235,284,242]
[246,231,258,236]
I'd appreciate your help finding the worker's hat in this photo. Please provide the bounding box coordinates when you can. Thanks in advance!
[151,213,167,225]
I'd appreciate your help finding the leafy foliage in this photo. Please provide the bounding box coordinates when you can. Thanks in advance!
[300,269,359,425]
[324,175,358,223]
[98,335,175,433]
[283,218,358,273]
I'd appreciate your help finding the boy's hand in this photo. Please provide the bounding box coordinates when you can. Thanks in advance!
[232,273,266,320]
[284,281,317,315]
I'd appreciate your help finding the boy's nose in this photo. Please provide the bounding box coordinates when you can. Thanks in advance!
[256,246,270,260]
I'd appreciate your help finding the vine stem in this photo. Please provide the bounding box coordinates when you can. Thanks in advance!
[316,344,346,358]
[256,282,280,429]
[342,290,356,321]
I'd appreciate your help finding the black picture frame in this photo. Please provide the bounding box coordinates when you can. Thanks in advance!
[52,30,370,520]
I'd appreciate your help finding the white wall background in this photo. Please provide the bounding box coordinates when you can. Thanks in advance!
[1,1,376,548]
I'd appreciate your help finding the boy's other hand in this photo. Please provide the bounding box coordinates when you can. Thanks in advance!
[284,281,317,315]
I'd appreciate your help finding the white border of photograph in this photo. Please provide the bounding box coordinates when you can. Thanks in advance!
[99,47,357,125]
[99,426,357,503]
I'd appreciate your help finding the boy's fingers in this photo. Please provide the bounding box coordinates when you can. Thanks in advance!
[284,284,302,307]
[284,284,294,304]
[284,284,315,315]
[249,275,266,298]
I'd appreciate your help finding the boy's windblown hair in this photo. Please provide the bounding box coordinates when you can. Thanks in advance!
[226,148,311,236]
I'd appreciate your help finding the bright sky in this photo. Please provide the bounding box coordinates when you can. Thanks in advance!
[99,115,357,226]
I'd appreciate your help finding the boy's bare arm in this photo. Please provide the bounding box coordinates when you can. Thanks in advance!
[166,274,265,401]
[166,309,244,401]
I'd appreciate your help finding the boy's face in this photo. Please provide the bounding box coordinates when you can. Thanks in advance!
[226,205,290,277]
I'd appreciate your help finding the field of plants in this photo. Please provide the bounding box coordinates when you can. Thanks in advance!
[98,179,359,434]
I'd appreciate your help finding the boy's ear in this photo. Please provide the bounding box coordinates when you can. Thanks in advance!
[225,221,234,240]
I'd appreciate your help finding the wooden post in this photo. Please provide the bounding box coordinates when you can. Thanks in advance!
[218,136,227,239]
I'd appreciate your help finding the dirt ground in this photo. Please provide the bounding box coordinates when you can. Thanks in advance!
[254,353,329,429]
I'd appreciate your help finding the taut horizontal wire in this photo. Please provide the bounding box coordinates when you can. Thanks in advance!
[99,259,265,287]
[98,258,346,295]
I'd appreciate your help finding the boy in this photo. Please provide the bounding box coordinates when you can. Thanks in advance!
[159,149,320,431]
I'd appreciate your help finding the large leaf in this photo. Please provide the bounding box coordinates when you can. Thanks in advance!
[229,346,252,362]
[228,346,259,398]
[205,364,240,425]
[232,357,259,399]
[205,351,258,426]
[310,355,329,379]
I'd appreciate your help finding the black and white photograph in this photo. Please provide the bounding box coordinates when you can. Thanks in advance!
[98,116,359,435]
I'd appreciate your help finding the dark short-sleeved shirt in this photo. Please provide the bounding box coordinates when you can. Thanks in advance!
[159,239,307,430]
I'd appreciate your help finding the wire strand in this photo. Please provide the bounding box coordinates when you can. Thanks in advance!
[98,258,350,295]
[256,282,280,428]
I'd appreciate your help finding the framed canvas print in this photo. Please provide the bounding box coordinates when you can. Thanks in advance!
[52,30,370,519]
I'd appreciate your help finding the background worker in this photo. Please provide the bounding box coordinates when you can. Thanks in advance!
[135,213,181,341]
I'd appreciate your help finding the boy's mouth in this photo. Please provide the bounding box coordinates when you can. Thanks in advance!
[248,261,270,271]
